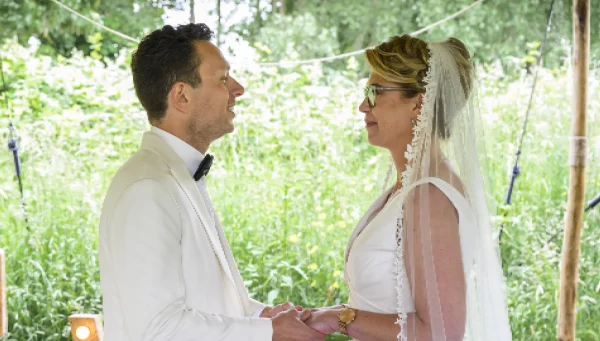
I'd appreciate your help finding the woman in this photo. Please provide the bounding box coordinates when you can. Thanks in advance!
[306,35,512,341]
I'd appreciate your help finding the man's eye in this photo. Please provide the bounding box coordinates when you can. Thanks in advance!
[221,77,229,83]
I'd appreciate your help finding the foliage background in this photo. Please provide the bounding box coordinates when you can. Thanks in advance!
[0,0,599,340]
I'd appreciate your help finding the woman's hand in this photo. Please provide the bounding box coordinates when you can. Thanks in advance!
[304,306,343,335]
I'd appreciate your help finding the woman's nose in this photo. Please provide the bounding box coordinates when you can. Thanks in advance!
[358,97,370,113]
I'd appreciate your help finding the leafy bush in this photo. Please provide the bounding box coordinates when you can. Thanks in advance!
[0,39,598,341]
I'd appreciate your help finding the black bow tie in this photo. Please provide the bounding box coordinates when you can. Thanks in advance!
[194,154,213,181]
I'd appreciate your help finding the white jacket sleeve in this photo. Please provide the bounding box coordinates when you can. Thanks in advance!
[249,299,266,318]
[104,179,273,341]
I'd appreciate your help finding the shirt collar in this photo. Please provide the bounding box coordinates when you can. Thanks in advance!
[150,126,205,177]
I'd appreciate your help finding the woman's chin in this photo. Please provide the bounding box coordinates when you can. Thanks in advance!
[366,133,383,147]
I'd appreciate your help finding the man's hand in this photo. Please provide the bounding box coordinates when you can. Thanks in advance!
[304,307,341,335]
[272,309,326,341]
[261,302,302,318]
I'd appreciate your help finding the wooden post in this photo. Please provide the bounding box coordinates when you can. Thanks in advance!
[0,248,7,336]
[558,0,589,340]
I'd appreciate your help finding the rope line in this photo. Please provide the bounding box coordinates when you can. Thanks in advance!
[256,0,485,66]
[50,0,139,43]
[50,0,485,66]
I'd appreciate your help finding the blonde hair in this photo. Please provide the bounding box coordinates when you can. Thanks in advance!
[365,34,473,138]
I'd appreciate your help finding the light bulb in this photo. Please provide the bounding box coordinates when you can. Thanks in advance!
[75,326,91,340]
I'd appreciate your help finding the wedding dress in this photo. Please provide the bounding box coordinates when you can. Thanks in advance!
[345,177,473,315]
[345,177,477,340]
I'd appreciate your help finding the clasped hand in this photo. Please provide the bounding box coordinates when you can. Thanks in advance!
[266,302,343,341]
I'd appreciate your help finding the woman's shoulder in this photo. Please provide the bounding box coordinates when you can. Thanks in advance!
[405,176,471,220]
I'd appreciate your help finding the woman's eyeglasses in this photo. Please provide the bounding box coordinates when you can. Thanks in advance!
[364,84,414,107]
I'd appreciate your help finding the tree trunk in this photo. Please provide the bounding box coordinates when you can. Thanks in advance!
[251,0,263,42]
[190,0,195,23]
[558,0,589,341]
[217,0,222,46]
[255,0,262,24]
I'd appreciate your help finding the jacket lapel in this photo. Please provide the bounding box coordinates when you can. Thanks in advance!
[140,132,236,285]
[214,217,247,313]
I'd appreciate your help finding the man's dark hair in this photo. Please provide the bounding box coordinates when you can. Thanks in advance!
[131,24,214,122]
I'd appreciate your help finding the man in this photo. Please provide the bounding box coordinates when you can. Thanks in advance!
[99,23,325,341]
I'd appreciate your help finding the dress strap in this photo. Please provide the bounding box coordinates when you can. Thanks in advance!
[397,177,466,204]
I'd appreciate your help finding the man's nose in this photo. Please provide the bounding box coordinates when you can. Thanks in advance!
[230,77,245,97]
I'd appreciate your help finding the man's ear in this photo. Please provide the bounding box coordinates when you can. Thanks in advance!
[169,82,190,114]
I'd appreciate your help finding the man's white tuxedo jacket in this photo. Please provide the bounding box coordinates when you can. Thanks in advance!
[99,130,272,340]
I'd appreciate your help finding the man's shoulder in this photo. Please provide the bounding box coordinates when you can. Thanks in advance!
[115,148,170,184]
[102,149,176,207]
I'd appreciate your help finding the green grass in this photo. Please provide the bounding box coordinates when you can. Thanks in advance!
[0,41,599,341]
